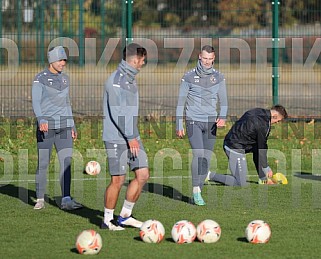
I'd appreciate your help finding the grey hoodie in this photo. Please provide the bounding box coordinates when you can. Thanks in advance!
[176,60,228,131]
[102,60,140,144]
[32,68,75,129]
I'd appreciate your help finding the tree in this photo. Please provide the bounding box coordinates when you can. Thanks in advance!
[218,0,265,29]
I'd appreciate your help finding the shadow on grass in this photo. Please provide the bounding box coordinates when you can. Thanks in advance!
[294,172,321,181]
[53,195,103,227]
[142,182,192,204]
[0,184,103,227]
[237,237,248,243]
[70,248,78,254]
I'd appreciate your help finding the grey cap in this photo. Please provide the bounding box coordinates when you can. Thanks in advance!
[47,46,67,63]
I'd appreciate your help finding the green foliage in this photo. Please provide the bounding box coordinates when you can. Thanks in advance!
[218,0,266,29]
[61,0,119,37]
[1,0,321,33]
[164,13,181,27]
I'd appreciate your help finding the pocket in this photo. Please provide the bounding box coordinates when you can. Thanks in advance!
[210,123,217,136]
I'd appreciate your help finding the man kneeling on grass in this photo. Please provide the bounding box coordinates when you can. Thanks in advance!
[206,105,288,186]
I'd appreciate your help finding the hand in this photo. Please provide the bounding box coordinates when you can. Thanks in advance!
[258,178,276,185]
[128,139,140,157]
[176,129,185,138]
[216,118,226,128]
[267,170,273,179]
[72,129,77,140]
[39,123,48,132]
[266,178,276,185]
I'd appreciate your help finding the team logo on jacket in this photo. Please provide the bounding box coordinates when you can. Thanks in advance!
[210,75,216,84]
[62,78,68,85]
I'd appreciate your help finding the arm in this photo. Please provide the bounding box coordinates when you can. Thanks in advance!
[31,81,48,131]
[175,80,189,137]
[254,127,271,179]
[66,95,77,140]
[216,79,228,127]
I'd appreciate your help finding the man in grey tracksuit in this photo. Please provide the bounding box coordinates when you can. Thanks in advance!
[32,46,82,210]
[101,43,149,231]
[176,45,228,206]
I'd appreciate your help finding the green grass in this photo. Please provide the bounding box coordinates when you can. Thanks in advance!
[1,118,321,258]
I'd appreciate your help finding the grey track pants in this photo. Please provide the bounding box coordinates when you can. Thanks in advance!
[186,120,216,189]
[211,145,248,186]
[35,127,73,199]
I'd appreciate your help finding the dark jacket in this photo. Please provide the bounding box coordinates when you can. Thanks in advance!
[224,108,271,179]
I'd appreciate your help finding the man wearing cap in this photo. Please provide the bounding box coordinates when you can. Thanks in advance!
[175,45,228,206]
[31,46,82,210]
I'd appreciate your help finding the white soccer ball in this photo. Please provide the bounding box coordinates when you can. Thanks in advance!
[196,219,221,243]
[171,220,196,244]
[245,220,271,244]
[75,229,102,255]
[85,161,101,175]
[139,219,165,243]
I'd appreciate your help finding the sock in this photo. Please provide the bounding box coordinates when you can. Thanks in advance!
[207,171,215,181]
[61,196,71,203]
[119,200,135,218]
[104,208,114,224]
[36,198,44,202]
[193,186,201,194]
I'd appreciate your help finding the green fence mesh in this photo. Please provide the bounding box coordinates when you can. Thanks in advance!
[0,0,320,118]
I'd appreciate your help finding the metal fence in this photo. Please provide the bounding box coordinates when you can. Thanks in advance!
[0,0,320,118]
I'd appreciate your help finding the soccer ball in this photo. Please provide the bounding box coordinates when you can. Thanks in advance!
[171,220,196,244]
[245,220,271,244]
[139,219,165,243]
[75,229,102,255]
[196,219,221,243]
[85,161,101,175]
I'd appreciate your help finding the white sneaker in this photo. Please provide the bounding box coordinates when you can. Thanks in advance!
[117,215,143,228]
[61,199,83,210]
[101,220,125,231]
[34,199,45,210]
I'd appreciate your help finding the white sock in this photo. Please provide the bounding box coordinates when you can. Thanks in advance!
[62,196,71,203]
[120,200,135,218]
[193,186,201,194]
[104,208,114,224]
[36,198,44,202]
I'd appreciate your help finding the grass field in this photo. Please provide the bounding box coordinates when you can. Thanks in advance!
[1,118,321,258]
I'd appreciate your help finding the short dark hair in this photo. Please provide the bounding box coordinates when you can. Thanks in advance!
[271,104,288,119]
[201,45,215,54]
[123,43,147,60]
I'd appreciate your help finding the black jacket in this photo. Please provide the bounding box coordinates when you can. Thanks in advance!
[224,108,271,179]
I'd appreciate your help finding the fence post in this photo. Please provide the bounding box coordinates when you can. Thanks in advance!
[127,0,133,44]
[0,0,2,65]
[122,0,126,50]
[17,0,22,65]
[40,0,45,66]
[100,0,105,53]
[79,0,84,66]
[272,0,280,105]
[58,0,63,37]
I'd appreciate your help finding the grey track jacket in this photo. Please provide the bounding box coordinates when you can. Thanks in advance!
[102,61,140,144]
[176,67,228,131]
[32,68,75,129]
